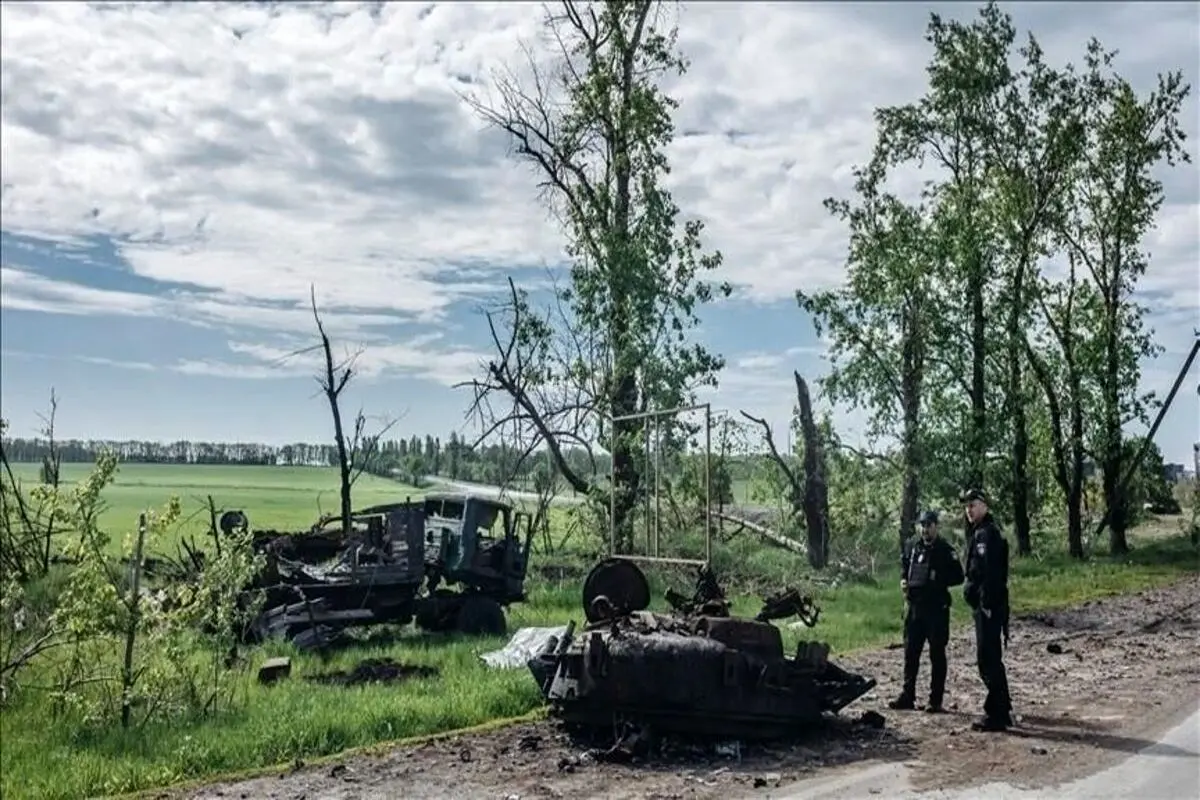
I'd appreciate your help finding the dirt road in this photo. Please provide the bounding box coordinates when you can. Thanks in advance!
[178,575,1200,800]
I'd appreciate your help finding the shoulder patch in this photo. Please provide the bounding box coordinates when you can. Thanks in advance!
[975,542,987,557]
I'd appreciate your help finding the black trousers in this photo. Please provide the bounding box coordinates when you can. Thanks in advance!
[973,608,1012,721]
[902,602,949,705]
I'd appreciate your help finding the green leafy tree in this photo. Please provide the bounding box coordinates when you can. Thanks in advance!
[404,453,426,488]
[987,33,1088,554]
[799,158,939,552]
[870,1,1018,498]
[1119,437,1180,516]
[1025,253,1097,557]
[1058,42,1191,554]
[461,0,730,551]
[21,453,264,727]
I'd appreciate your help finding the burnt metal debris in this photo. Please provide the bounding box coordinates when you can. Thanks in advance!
[245,491,535,651]
[529,559,876,740]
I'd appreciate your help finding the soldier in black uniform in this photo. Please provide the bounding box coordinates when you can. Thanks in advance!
[888,509,964,713]
[962,488,1013,731]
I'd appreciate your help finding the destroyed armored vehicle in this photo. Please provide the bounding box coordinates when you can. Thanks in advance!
[248,492,535,649]
[529,558,876,739]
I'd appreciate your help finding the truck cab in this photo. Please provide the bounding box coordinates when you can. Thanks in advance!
[422,492,534,602]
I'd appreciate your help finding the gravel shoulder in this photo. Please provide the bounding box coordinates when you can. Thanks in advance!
[176,574,1200,800]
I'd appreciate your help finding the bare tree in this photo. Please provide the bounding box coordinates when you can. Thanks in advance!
[460,277,601,503]
[739,410,802,523]
[308,286,397,535]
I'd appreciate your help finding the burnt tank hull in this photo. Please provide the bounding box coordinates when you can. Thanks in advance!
[532,608,877,739]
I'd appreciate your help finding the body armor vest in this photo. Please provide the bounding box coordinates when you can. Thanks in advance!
[907,542,934,588]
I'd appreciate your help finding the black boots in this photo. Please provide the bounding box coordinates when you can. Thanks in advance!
[970,713,1013,731]
[888,692,945,712]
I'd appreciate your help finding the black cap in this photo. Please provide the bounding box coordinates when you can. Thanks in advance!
[918,510,939,525]
[961,488,988,504]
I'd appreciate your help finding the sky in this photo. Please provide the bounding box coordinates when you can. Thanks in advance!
[1,1,1198,465]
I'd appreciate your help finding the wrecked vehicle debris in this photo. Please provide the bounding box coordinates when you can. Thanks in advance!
[529,558,876,740]
[245,492,535,650]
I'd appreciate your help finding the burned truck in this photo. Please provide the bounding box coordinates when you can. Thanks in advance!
[529,558,876,739]
[248,491,534,649]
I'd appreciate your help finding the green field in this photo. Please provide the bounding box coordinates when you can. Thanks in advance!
[1,462,1197,800]
[6,462,423,552]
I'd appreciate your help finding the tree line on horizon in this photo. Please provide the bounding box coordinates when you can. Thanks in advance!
[0,432,602,486]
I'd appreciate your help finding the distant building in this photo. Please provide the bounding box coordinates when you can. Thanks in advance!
[1163,462,1187,483]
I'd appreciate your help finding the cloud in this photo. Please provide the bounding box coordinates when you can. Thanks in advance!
[732,346,827,374]
[2,333,487,387]
[1,1,562,324]
[5,1,1192,319]
[1,0,1195,452]
[0,265,425,342]
[211,337,487,387]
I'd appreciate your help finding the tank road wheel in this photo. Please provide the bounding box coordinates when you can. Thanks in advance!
[456,595,507,636]
[582,558,650,623]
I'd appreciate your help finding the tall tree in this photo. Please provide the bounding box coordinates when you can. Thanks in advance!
[988,33,1087,555]
[461,0,729,551]
[1058,41,1191,555]
[1025,252,1094,557]
[799,159,937,552]
[872,2,1017,498]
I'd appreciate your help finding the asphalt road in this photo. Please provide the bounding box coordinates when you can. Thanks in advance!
[773,702,1200,800]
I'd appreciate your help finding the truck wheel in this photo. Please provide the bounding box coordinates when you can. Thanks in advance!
[415,591,457,632]
[456,595,506,636]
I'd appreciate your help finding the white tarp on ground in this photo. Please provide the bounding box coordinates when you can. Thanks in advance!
[480,626,569,669]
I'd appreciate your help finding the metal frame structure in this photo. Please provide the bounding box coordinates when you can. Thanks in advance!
[609,402,712,567]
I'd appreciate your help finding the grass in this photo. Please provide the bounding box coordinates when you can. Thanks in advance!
[1,463,1197,799]
[6,462,423,554]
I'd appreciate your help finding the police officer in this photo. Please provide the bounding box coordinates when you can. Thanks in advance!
[962,488,1013,731]
[888,509,964,713]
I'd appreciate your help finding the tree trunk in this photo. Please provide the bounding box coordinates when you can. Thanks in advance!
[968,251,988,491]
[1026,337,1085,559]
[334,409,352,536]
[1011,404,1031,554]
[1192,443,1199,546]
[318,343,353,536]
[794,372,829,569]
[610,371,640,554]
[898,299,924,552]
[1102,317,1128,555]
[899,445,920,553]
[1066,478,1084,558]
[1067,368,1088,558]
[1008,263,1032,555]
